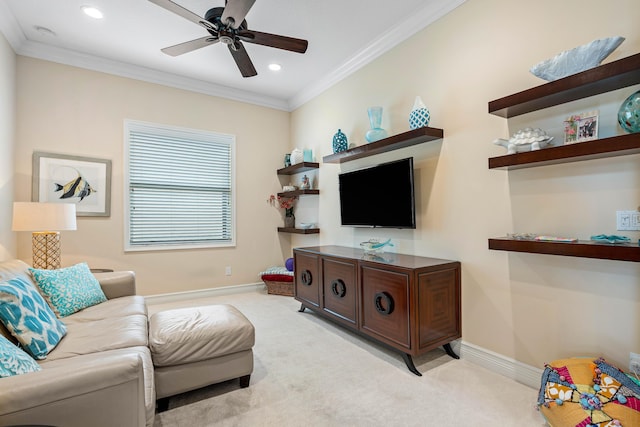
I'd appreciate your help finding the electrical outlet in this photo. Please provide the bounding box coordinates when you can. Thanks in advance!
[630,352,640,375]
[225,266,232,276]
[617,211,640,231]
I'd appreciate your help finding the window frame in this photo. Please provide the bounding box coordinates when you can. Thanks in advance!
[123,119,236,252]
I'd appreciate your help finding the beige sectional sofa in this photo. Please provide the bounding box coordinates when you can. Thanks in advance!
[0,259,155,427]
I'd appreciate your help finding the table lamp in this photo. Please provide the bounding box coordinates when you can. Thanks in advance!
[12,202,77,270]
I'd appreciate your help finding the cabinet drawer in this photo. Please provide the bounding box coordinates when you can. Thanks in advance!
[294,252,320,308]
[322,257,357,325]
[417,268,461,350]
[361,266,410,350]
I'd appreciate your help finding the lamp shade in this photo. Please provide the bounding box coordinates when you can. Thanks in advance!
[12,202,77,232]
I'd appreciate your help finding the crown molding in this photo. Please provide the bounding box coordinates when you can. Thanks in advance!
[0,2,26,51]
[287,0,467,111]
[17,40,290,111]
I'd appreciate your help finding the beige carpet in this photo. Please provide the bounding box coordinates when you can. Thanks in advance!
[149,289,545,426]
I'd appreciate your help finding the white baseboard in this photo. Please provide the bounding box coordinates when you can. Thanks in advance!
[144,282,265,306]
[456,340,542,389]
[145,285,542,389]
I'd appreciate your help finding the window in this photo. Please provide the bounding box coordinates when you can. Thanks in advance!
[124,120,235,251]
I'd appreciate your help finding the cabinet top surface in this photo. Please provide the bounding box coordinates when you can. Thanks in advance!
[294,245,459,269]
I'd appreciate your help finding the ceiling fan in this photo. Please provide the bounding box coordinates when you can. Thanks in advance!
[148,0,308,77]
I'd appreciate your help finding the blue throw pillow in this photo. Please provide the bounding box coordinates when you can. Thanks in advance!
[0,277,67,359]
[30,263,107,318]
[0,334,41,377]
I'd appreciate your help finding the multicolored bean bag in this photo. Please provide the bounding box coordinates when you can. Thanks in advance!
[537,357,640,427]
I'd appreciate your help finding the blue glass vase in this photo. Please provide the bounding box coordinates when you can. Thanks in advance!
[365,107,388,143]
[618,90,640,133]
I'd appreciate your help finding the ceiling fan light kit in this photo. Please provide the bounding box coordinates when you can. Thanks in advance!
[149,0,308,78]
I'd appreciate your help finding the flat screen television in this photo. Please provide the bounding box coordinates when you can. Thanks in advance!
[339,157,416,228]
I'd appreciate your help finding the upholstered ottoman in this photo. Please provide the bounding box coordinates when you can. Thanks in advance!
[149,304,255,408]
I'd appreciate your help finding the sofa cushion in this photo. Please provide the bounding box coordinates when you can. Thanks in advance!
[0,334,41,377]
[62,295,147,324]
[0,276,67,359]
[30,262,107,317]
[46,314,148,362]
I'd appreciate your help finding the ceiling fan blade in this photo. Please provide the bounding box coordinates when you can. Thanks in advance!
[148,0,216,32]
[228,42,257,77]
[221,0,256,29]
[161,36,219,57]
[238,30,308,54]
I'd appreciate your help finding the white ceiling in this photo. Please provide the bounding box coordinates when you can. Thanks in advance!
[0,0,465,111]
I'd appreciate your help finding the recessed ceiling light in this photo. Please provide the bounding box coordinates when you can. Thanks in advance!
[268,63,282,72]
[81,5,104,19]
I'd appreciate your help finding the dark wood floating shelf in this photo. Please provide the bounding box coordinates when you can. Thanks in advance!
[488,133,640,170]
[489,237,640,262]
[489,53,640,118]
[277,189,320,197]
[323,127,444,164]
[277,227,320,234]
[276,162,319,175]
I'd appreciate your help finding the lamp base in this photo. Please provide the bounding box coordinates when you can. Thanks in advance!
[32,231,61,270]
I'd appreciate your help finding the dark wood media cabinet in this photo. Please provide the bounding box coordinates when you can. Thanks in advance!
[293,245,461,375]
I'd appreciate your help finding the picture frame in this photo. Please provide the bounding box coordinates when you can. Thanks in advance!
[563,111,599,145]
[32,152,112,217]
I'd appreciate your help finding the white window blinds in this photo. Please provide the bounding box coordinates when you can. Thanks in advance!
[125,121,235,250]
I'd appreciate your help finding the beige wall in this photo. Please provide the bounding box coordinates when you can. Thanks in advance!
[14,57,292,295]
[0,32,16,261]
[290,0,640,368]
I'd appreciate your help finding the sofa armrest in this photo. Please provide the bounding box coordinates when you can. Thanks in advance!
[94,270,137,299]
[0,353,146,427]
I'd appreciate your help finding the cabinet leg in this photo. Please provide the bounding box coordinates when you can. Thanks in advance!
[298,304,306,313]
[401,353,422,376]
[443,343,460,359]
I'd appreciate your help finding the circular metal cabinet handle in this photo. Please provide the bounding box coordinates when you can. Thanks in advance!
[301,270,313,286]
[374,292,394,316]
[331,279,346,298]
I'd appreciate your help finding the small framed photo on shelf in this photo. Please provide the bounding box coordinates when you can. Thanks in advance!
[563,111,598,145]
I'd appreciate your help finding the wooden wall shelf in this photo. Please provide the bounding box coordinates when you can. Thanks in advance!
[277,227,319,234]
[488,53,640,118]
[277,189,320,197]
[488,237,640,262]
[323,127,443,164]
[488,133,640,170]
[277,162,319,175]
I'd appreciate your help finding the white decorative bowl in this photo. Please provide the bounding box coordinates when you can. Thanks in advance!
[530,36,625,81]
[299,223,314,229]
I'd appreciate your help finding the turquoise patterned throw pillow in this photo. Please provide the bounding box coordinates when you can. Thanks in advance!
[30,262,107,317]
[0,334,41,377]
[0,277,67,359]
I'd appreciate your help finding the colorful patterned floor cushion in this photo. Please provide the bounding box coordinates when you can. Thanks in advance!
[537,357,640,427]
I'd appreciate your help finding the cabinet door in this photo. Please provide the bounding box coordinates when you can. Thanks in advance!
[322,257,357,326]
[294,251,320,308]
[360,266,410,350]
[417,268,461,350]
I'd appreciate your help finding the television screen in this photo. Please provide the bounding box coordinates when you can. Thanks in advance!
[339,157,416,228]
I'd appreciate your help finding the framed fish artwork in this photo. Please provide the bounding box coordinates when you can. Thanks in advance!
[32,152,112,217]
